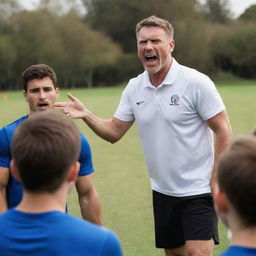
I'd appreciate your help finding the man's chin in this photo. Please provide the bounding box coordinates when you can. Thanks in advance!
[145,66,160,74]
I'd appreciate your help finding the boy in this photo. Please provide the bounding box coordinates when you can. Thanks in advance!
[214,135,256,255]
[0,111,122,255]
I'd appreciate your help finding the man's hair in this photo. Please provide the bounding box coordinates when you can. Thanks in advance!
[217,136,256,226]
[22,64,57,92]
[11,110,81,193]
[136,15,174,39]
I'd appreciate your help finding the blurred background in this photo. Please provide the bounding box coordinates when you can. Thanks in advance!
[1,2,255,255]
[0,0,256,90]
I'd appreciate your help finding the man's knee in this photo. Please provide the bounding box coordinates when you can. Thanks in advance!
[165,246,186,256]
[185,240,214,256]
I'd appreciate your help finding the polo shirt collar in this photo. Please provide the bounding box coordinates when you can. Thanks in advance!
[143,58,180,88]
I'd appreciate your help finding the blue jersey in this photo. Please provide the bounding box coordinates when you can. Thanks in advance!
[220,246,256,256]
[0,209,122,256]
[0,115,95,208]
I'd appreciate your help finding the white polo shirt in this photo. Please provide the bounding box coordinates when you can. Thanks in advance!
[114,59,225,197]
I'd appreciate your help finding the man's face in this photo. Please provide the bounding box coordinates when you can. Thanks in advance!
[24,77,59,115]
[137,26,175,75]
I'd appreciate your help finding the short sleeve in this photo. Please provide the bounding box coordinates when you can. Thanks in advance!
[195,76,225,121]
[114,83,135,122]
[78,134,94,176]
[0,128,11,168]
[101,231,123,256]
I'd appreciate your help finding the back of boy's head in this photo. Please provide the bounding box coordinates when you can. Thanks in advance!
[11,110,81,193]
[218,136,256,226]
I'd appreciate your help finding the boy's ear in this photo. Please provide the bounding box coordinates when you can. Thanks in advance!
[214,186,229,213]
[213,186,230,226]
[23,90,28,101]
[10,160,21,181]
[55,87,60,98]
[67,161,80,182]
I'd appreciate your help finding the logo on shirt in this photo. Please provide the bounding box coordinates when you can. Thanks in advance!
[169,95,179,105]
[136,100,145,105]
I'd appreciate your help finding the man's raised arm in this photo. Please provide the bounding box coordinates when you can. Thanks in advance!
[55,93,133,143]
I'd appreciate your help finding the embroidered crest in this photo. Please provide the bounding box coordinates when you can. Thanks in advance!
[170,95,179,105]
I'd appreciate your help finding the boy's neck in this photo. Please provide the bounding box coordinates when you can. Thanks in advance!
[16,188,67,213]
[230,224,256,247]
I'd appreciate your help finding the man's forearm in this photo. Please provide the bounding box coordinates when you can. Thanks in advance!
[79,192,103,225]
[82,111,131,144]
[0,167,9,212]
[82,113,118,143]
[211,129,232,191]
[0,190,8,213]
[55,93,133,143]
[206,111,232,192]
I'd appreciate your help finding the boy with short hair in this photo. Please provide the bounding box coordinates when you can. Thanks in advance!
[214,135,256,255]
[0,111,122,256]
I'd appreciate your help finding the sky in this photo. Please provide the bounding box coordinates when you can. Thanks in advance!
[197,0,256,17]
[19,0,39,10]
[18,0,85,13]
[19,0,256,18]
[222,0,256,17]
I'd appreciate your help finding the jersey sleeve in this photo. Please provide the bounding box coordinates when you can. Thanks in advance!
[78,134,94,176]
[101,230,123,256]
[114,82,135,122]
[195,75,225,121]
[0,127,11,168]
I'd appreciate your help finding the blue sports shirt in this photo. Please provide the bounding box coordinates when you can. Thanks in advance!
[220,246,256,256]
[0,115,94,208]
[0,209,122,256]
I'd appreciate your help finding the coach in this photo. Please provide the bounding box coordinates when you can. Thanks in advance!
[55,16,232,256]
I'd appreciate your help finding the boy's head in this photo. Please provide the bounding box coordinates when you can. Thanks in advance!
[215,136,256,227]
[11,110,80,193]
[22,64,57,92]
[22,64,60,114]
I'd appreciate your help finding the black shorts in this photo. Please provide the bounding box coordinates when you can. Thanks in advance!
[153,190,219,249]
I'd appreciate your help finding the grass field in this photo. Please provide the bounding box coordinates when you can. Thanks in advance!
[0,80,255,255]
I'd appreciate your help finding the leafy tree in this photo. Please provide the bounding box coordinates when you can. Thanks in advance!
[0,35,17,90]
[212,22,256,78]
[55,13,122,87]
[82,0,147,52]
[198,0,231,23]
[238,4,256,21]
[82,0,199,53]
[38,0,85,16]
[174,20,217,76]
[81,0,218,79]
[1,0,255,90]
[1,9,121,89]
[0,0,21,20]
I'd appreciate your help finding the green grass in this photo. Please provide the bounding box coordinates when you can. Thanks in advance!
[0,80,255,256]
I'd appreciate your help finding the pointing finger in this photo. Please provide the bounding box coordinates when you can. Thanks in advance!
[54,102,67,107]
[67,93,78,102]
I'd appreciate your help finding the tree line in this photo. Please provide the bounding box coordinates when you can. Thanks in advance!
[0,0,255,90]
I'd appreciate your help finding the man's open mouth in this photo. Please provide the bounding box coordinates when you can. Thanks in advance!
[37,102,49,107]
[145,55,157,62]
